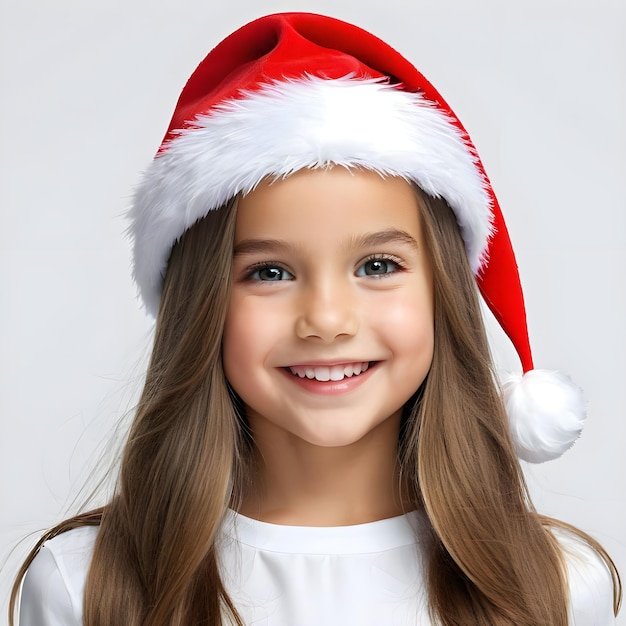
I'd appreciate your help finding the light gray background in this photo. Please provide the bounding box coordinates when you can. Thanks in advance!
[1,0,624,623]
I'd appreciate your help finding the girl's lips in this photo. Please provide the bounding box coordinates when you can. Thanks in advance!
[280,362,378,395]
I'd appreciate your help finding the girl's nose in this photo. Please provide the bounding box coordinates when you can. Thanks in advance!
[295,280,359,343]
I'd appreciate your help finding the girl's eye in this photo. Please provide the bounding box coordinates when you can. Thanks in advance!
[248,265,294,281]
[356,257,401,277]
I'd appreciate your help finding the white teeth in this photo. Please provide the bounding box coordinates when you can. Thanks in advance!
[316,366,331,381]
[288,362,371,382]
[329,366,344,381]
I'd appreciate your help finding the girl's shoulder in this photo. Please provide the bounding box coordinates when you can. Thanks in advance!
[552,526,617,625]
[19,525,98,626]
[17,522,617,625]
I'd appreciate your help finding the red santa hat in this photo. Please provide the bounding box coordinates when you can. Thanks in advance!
[129,12,585,462]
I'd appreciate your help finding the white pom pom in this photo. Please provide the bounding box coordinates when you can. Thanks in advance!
[501,369,586,463]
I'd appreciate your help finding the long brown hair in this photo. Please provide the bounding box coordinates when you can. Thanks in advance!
[10,185,621,625]
[404,192,621,623]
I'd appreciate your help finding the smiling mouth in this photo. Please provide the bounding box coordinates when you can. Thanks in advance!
[286,362,373,382]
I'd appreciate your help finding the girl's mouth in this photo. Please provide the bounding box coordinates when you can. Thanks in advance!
[286,362,372,382]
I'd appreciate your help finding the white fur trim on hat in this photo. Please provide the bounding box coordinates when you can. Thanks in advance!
[501,369,586,463]
[130,76,493,316]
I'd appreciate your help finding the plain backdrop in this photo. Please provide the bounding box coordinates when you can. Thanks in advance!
[1,0,624,623]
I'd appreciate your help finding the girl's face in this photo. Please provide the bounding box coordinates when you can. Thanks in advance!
[223,167,434,448]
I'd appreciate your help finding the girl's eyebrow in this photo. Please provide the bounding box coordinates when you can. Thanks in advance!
[349,229,420,251]
[233,239,296,256]
[233,229,420,256]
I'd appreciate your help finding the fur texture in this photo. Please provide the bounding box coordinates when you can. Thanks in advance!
[130,76,493,316]
[501,370,586,463]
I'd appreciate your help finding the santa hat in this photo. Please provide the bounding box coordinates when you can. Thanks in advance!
[129,12,585,462]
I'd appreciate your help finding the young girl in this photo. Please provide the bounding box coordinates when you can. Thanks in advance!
[11,12,621,626]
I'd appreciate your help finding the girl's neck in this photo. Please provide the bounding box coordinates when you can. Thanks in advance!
[237,412,414,527]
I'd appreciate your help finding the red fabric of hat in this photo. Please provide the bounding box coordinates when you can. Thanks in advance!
[129,12,585,462]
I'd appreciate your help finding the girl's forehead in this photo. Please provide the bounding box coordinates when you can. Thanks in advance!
[234,168,423,243]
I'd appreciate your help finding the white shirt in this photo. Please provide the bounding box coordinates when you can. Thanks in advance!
[19,511,616,625]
